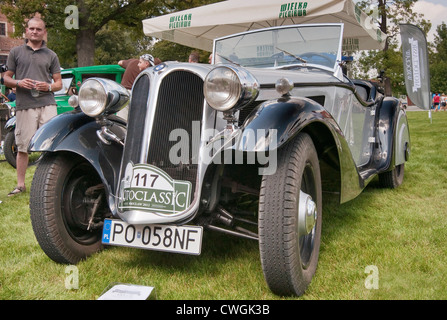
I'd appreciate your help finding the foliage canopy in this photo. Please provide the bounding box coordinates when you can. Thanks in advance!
[0,0,221,67]
[2,0,447,95]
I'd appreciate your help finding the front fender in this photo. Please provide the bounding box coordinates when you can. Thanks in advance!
[236,96,338,152]
[30,111,126,215]
[30,111,94,151]
[211,96,362,203]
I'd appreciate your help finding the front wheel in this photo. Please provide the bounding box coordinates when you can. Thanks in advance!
[259,133,322,296]
[30,152,109,264]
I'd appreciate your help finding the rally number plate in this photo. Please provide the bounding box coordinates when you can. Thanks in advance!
[102,219,202,255]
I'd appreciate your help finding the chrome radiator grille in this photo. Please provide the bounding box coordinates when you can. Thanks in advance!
[147,71,204,192]
[121,74,150,168]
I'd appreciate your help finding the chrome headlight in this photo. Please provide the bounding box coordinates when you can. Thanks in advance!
[68,95,78,108]
[204,65,259,112]
[78,78,129,117]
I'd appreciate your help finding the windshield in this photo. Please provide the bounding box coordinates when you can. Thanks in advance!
[54,76,74,96]
[214,24,343,70]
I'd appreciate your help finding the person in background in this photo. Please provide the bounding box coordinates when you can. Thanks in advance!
[433,93,440,112]
[440,94,446,111]
[3,17,62,196]
[0,66,6,102]
[118,54,159,90]
[7,88,16,102]
[188,51,199,63]
[139,54,159,71]
[117,54,159,120]
[118,58,141,91]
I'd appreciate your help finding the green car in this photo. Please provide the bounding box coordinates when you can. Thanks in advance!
[0,64,125,167]
[55,64,125,113]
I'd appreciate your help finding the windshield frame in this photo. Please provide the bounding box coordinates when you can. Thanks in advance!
[54,74,75,96]
[212,23,344,74]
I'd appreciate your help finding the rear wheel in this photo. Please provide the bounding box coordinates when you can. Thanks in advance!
[3,129,43,168]
[3,130,18,168]
[259,133,322,296]
[30,153,109,264]
[378,163,405,188]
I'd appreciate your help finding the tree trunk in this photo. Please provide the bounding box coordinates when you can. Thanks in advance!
[76,29,95,67]
[76,0,95,67]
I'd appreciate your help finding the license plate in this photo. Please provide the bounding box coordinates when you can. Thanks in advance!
[102,219,202,255]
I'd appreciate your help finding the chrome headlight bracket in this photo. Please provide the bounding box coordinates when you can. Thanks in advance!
[95,117,125,146]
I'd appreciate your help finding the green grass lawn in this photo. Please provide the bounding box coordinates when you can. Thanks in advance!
[0,110,446,300]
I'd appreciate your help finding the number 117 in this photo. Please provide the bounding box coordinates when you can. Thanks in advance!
[134,173,159,187]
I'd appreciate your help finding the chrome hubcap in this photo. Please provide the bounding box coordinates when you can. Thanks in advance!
[298,190,317,237]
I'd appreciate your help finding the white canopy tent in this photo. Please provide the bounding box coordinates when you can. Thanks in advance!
[142,0,386,52]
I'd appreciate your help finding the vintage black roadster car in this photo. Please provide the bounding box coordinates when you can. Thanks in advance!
[28,21,424,296]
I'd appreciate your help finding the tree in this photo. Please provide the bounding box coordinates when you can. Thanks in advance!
[355,0,430,96]
[94,21,152,66]
[148,40,211,63]
[430,22,447,94]
[1,0,223,67]
[0,0,167,66]
[355,41,405,95]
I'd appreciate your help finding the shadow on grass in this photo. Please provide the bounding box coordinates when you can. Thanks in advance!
[318,175,391,254]
[107,178,390,275]
[109,230,260,272]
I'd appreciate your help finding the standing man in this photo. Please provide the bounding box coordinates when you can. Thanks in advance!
[3,17,62,196]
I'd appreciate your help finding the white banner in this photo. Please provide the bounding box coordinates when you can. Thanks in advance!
[400,24,431,110]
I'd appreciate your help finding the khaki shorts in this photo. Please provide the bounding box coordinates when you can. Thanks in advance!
[15,105,57,153]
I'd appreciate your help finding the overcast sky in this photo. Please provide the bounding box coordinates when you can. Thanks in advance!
[420,0,445,5]
[413,0,447,42]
